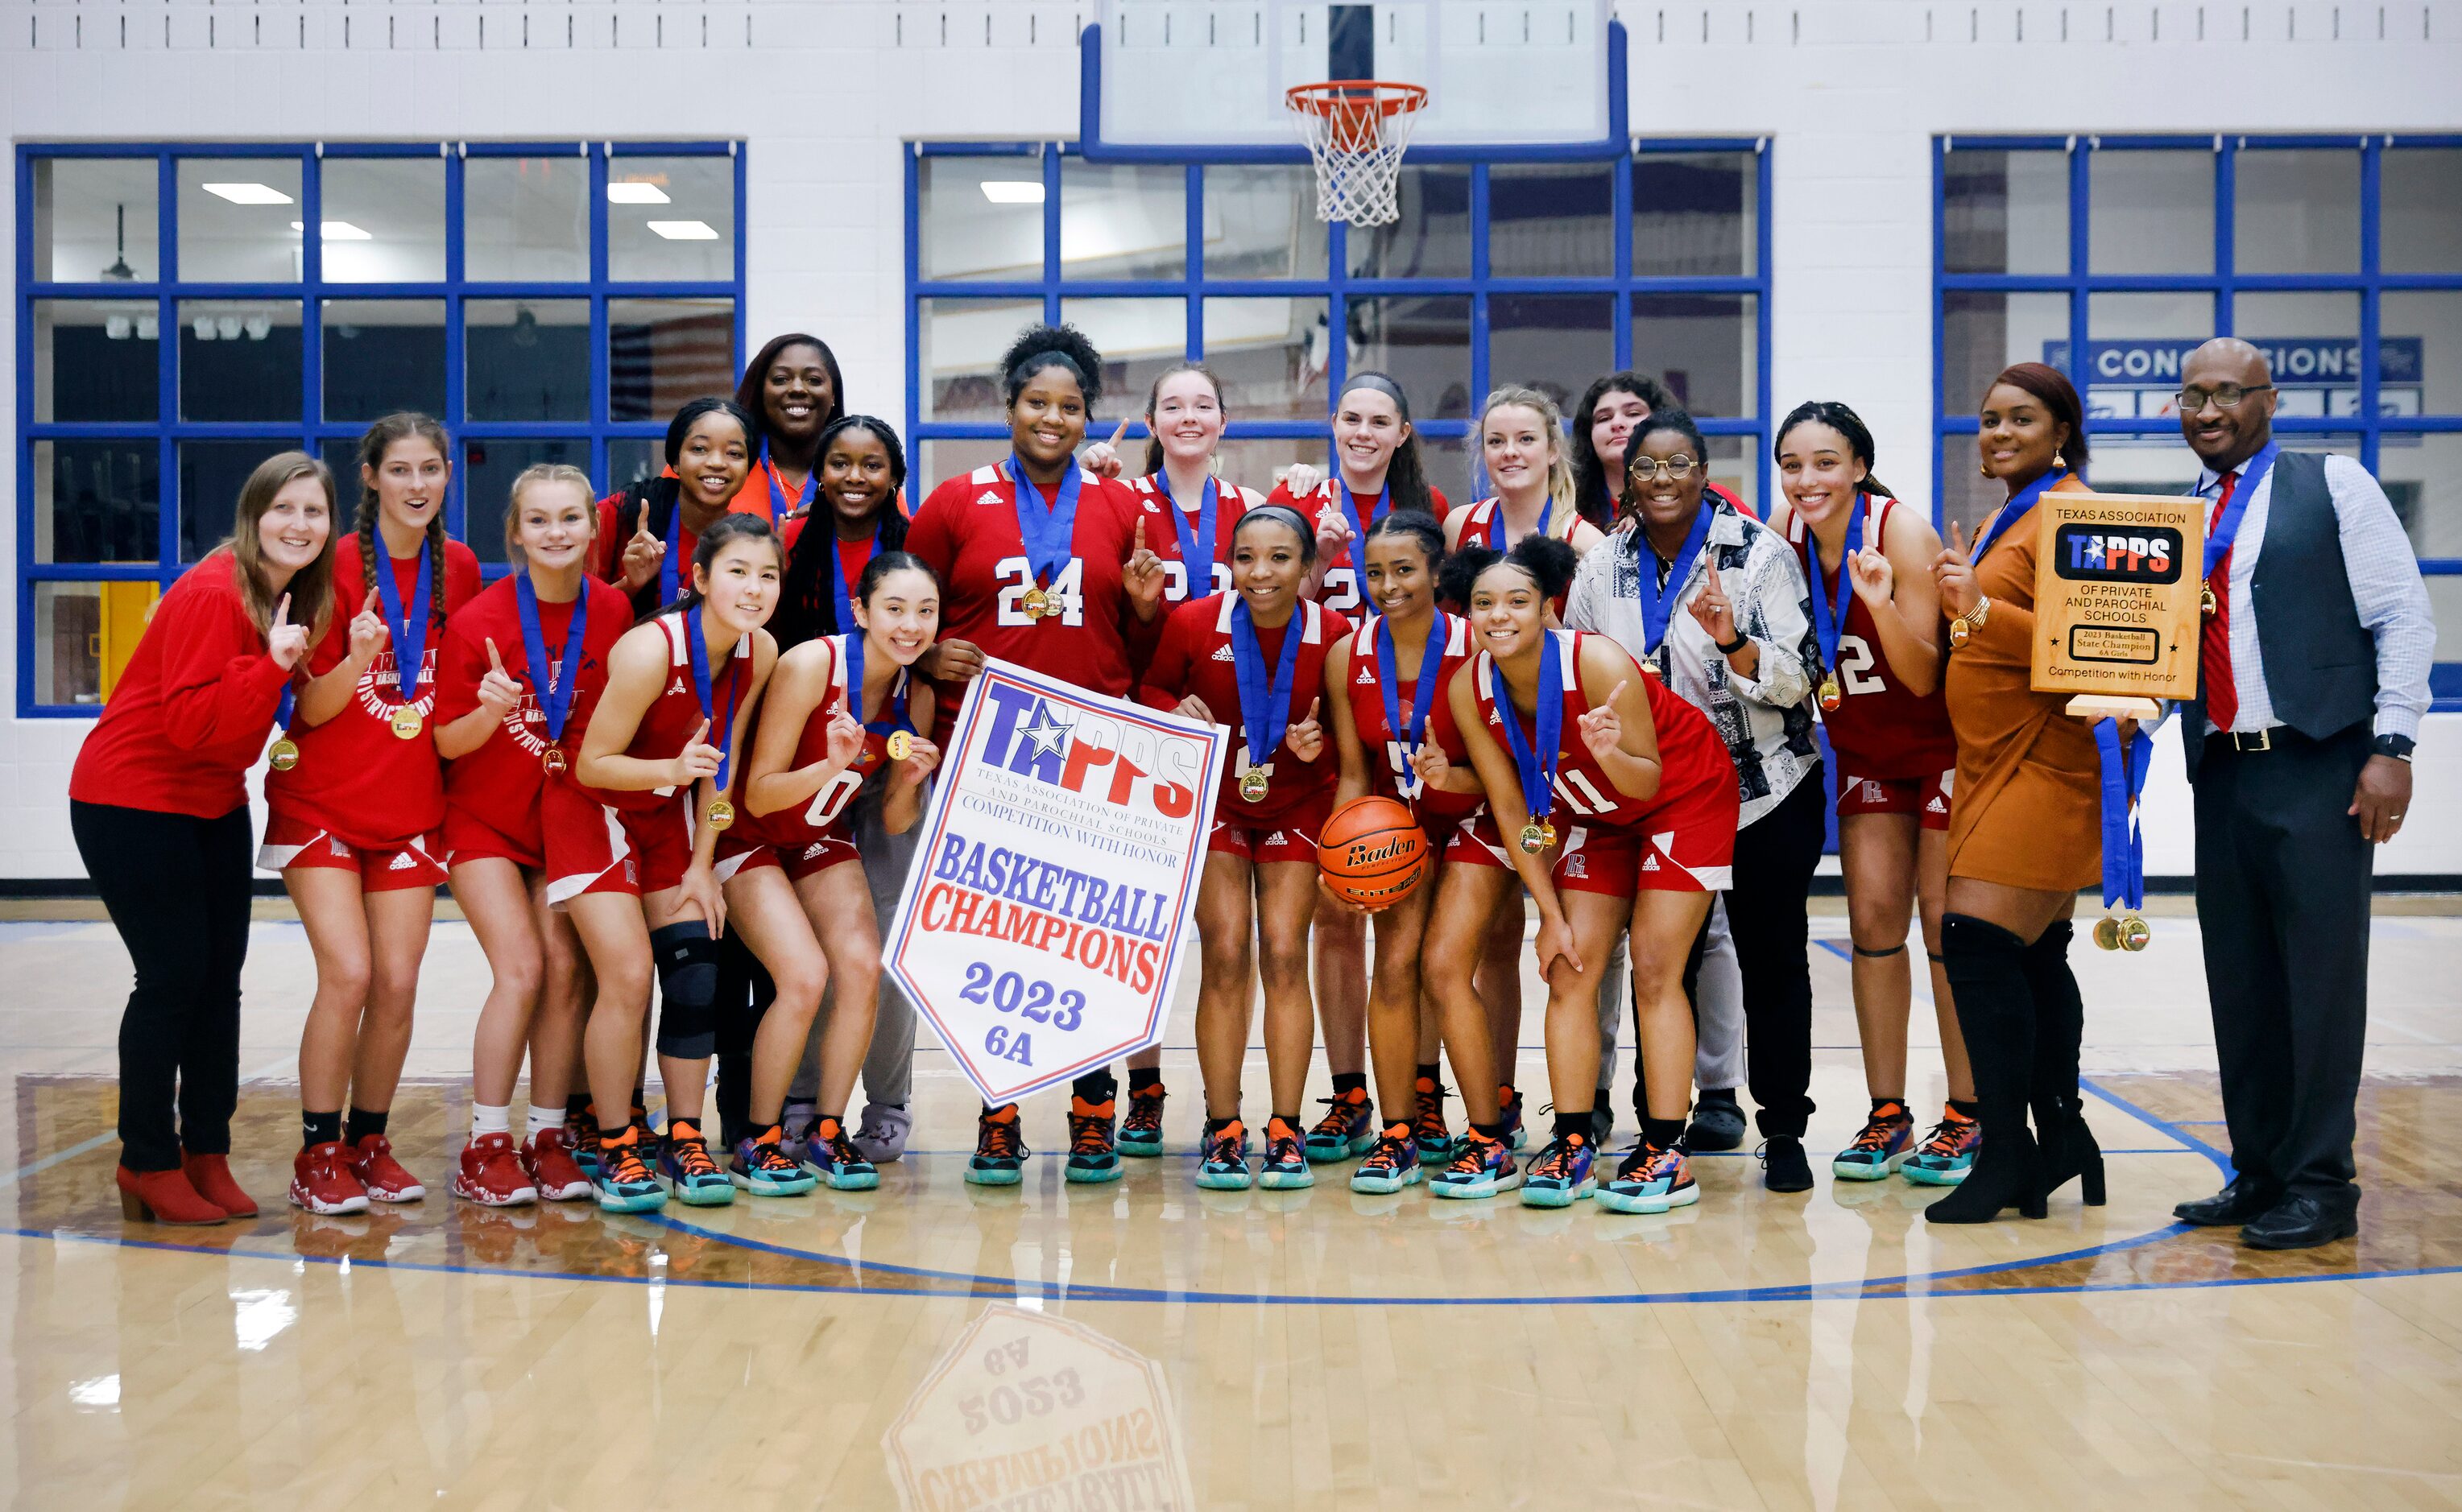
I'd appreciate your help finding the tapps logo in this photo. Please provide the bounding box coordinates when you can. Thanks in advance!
[978,680,1205,819]
[2051,523,2183,585]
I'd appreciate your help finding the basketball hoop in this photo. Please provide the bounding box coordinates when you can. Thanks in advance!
[1285,81,1428,226]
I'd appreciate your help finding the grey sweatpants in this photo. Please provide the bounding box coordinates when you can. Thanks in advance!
[1592,896,1747,1095]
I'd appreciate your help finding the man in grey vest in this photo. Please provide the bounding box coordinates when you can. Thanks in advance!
[2169,338,2434,1250]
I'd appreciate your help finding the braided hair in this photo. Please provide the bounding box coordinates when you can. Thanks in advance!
[774,415,912,649]
[1775,399,1894,499]
[354,412,452,629]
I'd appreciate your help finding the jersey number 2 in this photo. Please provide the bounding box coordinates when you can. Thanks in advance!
[995,556,1086,627]
[1835,634,1885,696]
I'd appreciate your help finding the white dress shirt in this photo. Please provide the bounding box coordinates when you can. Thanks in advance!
[2195,449,2435,740]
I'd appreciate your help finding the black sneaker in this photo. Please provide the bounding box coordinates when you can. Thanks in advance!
[1758,1135,1814,1193]
[1685,1089,1748,1152]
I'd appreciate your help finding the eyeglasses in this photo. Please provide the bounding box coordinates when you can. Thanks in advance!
[2174,383,2274,412]
[1628,455,1698,481]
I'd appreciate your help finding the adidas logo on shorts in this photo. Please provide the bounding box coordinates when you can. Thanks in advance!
[387,852,417,871]
[802,842,829,861]
[976,490,1004,505]
[1641,854,1661,872]
[1264,832,1286,846]
[1927,795,1947,813]
[1211,645,1235,662]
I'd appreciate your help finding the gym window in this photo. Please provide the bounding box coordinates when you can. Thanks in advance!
[18,140,747,715]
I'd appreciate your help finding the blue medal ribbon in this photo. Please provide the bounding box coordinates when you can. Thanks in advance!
[683,609,742,791]
[1375,612,1447,775]
[2203,442,2278,581]
[1804,498,1868,675]
[1636,504,1714,657]
[1970,467,2068,565]
[842,630,913,741]
[1485,498,1549,550]
[1230,600,1306,770]
[2094,720,2154,914]
[659,502,682,607]
[762,444,815,524]
[1008,456,1085,592]
[275,681,296,735]
[825,523,881,637]
[1334,479,1390,558]
[516,572,586,748]
[371,543,435,704]
[1488,634,1565,826]
[1157,473,1219,598]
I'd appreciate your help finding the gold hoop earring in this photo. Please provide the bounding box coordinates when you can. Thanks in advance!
[2054,450,2068,469]
[1979,461,1992,479]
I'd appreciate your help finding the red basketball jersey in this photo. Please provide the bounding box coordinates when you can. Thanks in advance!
[1345,610,1481,831]
[587,611,755,815]
[1265,476,1450,618]
[1139,593,1349,823]
[1123,473,1250,606]
[737,632,908,849]
[435,573,632,845]
[1471,630,1730,832]
[1785,495,1957,780]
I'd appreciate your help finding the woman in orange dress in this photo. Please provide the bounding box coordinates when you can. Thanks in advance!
[1925,361,2108,1225]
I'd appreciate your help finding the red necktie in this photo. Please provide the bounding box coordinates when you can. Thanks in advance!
[2200,472,2239,732]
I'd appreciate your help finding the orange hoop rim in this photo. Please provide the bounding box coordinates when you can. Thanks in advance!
[1284,80,1430,120]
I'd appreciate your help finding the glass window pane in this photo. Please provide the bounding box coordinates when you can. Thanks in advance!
[2085,291,2213,426]
[180,440,296,562]
[2088,150,2213,275]
[1347,166,1472,279]
[320,438,365,504]
[464,155,590,282]
[609,298,735,423]
[35,582,111,708]
[462,438,591,566]
[178,300,301,423]
[2382,148,2462,274]
[1202,166,1326,279]
[2381,291,2462,416]
[1938,434,2000,540]
[919,439,1014,492]
[1703,434,1759,519]
[1488,295,1614,411]
[322,300,446,423]
[33,158,159,283]
[2430,577,2462,667]
[176,157,305,283]
[1217,437,1328,498]
[1489,164,1612,278]
[921,298,1043,422]
[317,158,446,283]
[920,157,1045,283]
[466,300,590,423]
[1941,291,2071,414]
[2379,434,2462,561]
[1633,152,1757,278]
[1061,162,1186,280]
[1059,298,1189,431]
[1201,297,1330,420]
[2235,291,2361,421]
[1345,295,1473,419]
[607,438,663,494]
[606,157,734,282]
[2232,149,2360,275]
[35,439,159,564]
[1942,148,2069,275]
[32,300,158,423]
[1631,294,1757,419]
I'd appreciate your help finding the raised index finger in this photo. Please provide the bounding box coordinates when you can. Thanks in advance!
[1948,518,1968,555]
[486,637,506,673]
[1108,417,1131,450]
[691,718,711,748]
[1133,516,1148,552]
[274,593,291,626]
[1609,679,1631,706]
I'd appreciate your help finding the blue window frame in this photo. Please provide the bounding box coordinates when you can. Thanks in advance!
[905,137,1773,520]
[1932,133,2462,706]
[17,139,747,716]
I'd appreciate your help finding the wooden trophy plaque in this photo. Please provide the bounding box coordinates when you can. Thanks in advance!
[2030,491,2207,721]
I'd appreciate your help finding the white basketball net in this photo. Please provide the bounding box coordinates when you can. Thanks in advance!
[1286,83,1426,225]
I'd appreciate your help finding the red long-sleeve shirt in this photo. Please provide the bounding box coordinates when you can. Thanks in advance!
[68,551,297,818]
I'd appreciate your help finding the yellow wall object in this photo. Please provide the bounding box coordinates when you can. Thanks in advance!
[97,580,161,700]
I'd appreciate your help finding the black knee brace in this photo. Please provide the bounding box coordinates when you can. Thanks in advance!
[651,921,722,1059]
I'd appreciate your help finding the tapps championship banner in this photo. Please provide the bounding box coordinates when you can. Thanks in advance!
[883,659,1226,1105]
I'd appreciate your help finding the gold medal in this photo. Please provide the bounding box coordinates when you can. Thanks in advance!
[542,744,567,775]
[2093,915,2121,951]
[1947,617,1972,650]
[888,730,913,762]
[2200,583,2218,618]
[267,736,299,772]
[1020,585,1051,621]
[1518,822,1548,855]
[1818,672,1843,713]
[389,704,424,740]
[2118,912,2152,952]
[704,798,735,832]
[1239,767,1271,803]
[1541,820,1558,849]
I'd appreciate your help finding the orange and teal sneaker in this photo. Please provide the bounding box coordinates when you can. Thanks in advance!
[1413,1077,1454,1166]
[658,1121,734,1207]
[1196,1120,1252,1190]
[1258,1116,1313,1189]
[1519,1133,1597,1208]
[1119,1083,1168,1157]
[798,1117,880,1192]
[1902,1107,1983,1185]
[1832,1101,1916,1181]
[590,1127,666,1214]
[1598,1140,1699,1215]
[730,1124,821,1196]
[966,1105,1028,1187]
[1430,1131,1521,1200]
[1350,1123,1423,1194]
[1065,1097,1123,1184]
[1496,1085,1528,1151]
[1304,1087,1375,1163]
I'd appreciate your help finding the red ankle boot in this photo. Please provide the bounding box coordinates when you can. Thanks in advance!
[116,1165,229,1225]
[181,1152,259,1219]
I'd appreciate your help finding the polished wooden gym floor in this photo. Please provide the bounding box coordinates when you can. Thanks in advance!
[2,903,2456,1508]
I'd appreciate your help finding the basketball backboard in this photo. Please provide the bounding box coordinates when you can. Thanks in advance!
[1087,1,1619,156]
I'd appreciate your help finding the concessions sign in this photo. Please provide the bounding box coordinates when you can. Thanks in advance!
[2030,492,2207,700]
[883,658,1224,1105]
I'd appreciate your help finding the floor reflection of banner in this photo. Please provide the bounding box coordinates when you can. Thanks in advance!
[883,1305,1195,1512]
[880,659,1225,1105]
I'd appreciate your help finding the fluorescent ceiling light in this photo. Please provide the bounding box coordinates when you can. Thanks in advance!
[646,220,719,241]
[606,182,671,204]
[979,181,1046,204]
[289,220,372,240]
[201,182,293,205]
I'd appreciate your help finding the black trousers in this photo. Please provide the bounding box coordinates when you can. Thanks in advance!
[2193,725,2374,1213]
[71,800,255,1172]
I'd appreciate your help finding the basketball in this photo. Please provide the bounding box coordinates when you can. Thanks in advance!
[1317,795,1430,908]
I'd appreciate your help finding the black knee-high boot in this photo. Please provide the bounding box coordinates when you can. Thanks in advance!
[1926,914,2046,1223]
[2022,921,2104,1208]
